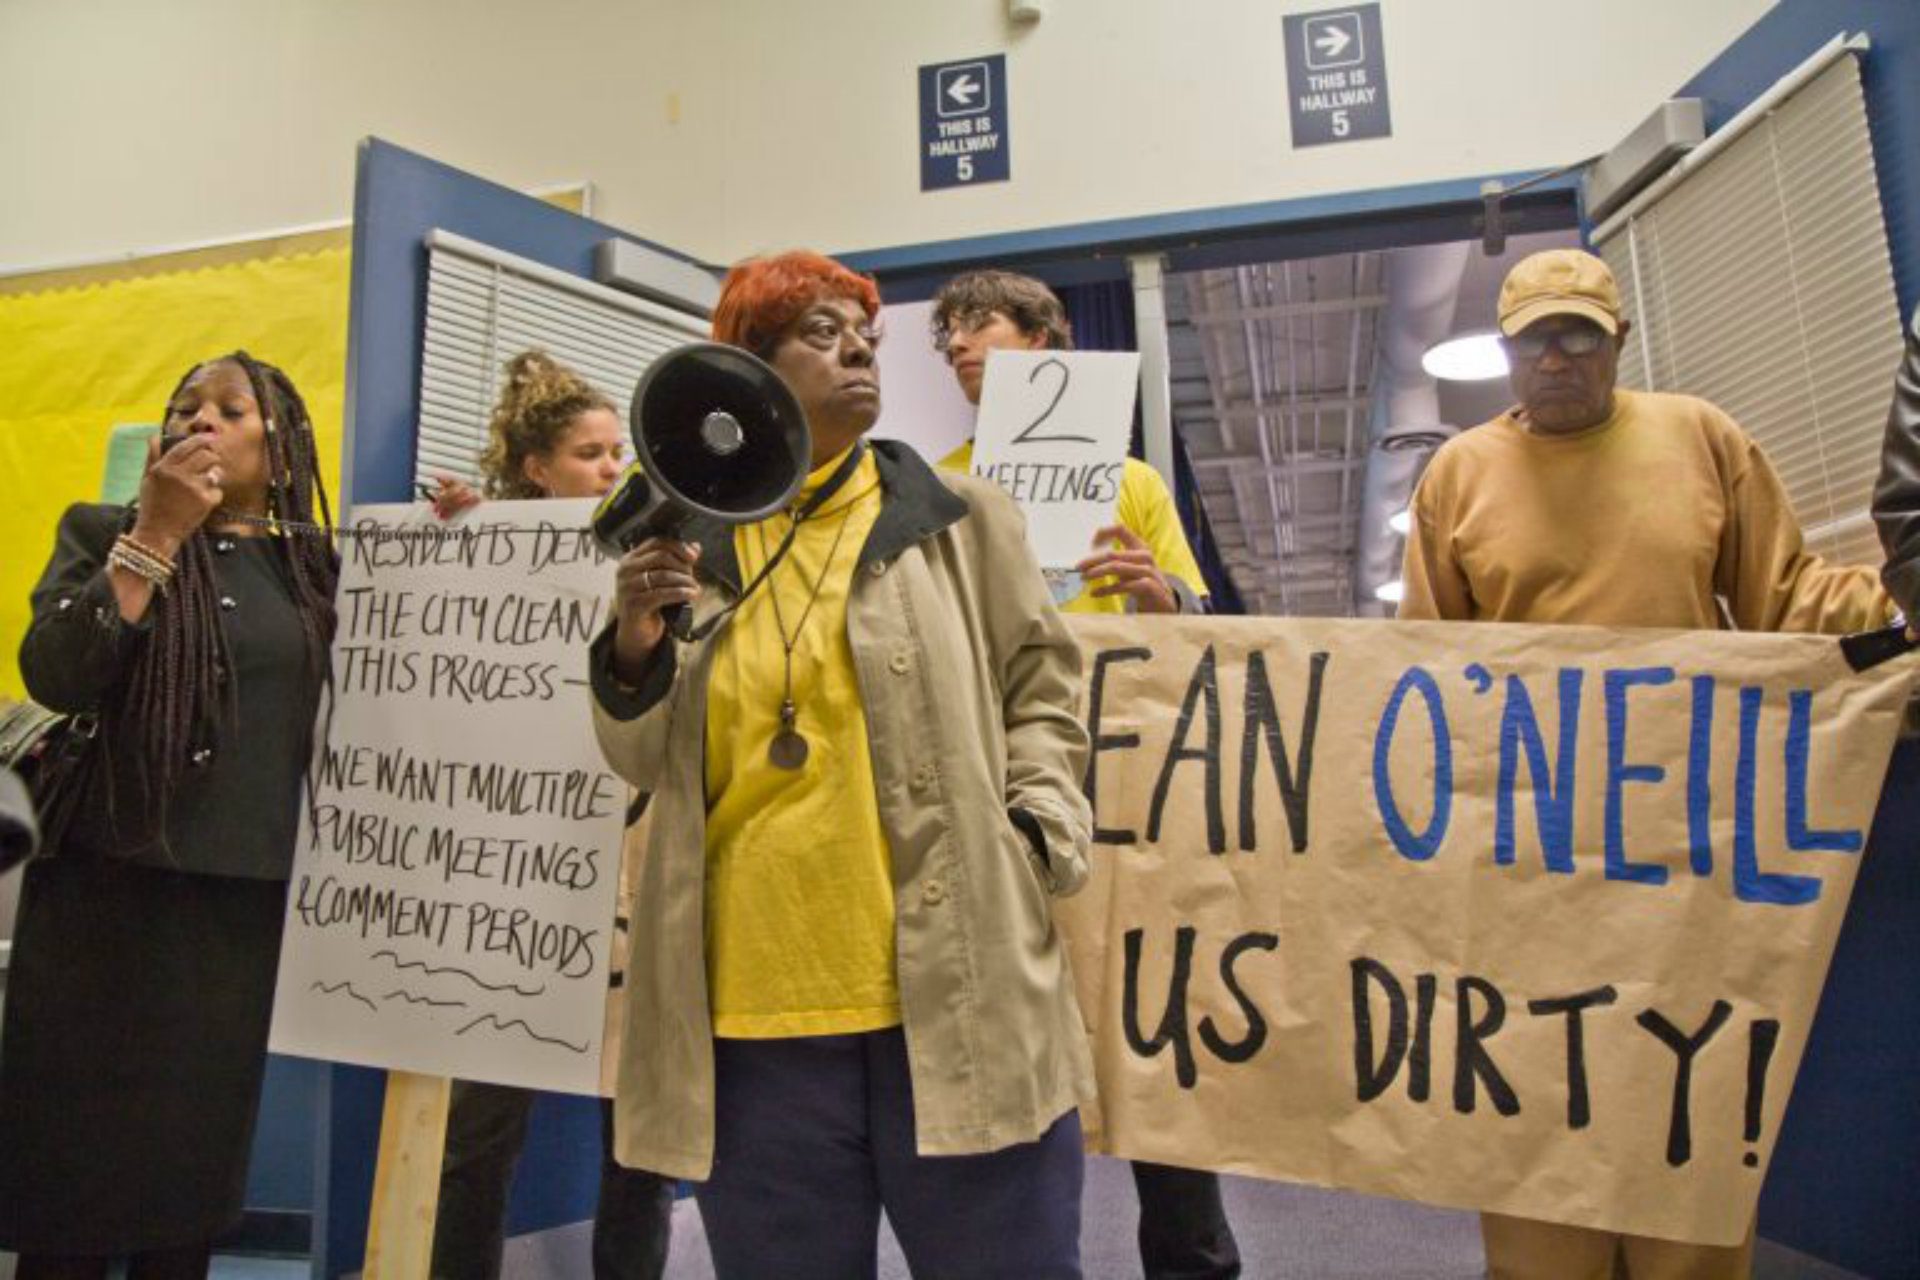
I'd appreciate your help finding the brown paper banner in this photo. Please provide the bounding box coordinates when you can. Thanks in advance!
[1058,615,1914,1246]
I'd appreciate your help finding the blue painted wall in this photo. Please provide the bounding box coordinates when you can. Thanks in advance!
[244,1056,321,1211]
[1764,743,1920,1277]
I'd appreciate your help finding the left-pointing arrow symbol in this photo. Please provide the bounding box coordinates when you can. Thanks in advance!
[947,74,980,106]
[1314,26,1352,59]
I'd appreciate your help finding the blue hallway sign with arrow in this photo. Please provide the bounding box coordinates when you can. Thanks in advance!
[920,54,1010,190]
[1282,4,1391,147]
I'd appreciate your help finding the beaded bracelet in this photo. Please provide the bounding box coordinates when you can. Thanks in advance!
[108,533,176,595]
[120,531,176,566]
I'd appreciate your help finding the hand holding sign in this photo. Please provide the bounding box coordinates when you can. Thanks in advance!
[1079,524,1178,614]
[971,349,1141,596]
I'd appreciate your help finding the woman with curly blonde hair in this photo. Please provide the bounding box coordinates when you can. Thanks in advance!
[432,350,628,517]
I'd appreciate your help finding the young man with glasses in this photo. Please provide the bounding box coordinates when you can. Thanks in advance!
[1397,249,1892,1278]
[932,271,1211,619]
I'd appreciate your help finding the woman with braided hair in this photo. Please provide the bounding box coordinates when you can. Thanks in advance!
[0,352,337,1279]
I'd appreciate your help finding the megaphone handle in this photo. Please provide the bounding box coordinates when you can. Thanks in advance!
[663,600,695,642]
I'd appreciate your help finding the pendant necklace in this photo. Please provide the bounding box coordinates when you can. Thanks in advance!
[759,473,870,770]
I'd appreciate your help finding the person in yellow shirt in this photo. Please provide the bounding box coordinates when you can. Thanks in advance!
[933,270,1239,1280]
[934,270,1212,618]
[592,252,1095,1279]
[1399,248,1891,1280]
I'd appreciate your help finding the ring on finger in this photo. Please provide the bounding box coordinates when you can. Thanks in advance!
[642,569,653,591]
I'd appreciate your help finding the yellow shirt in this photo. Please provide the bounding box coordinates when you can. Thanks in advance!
[1399,389,1892,632]
[703,447,900,1038]
[940,441,1208,613]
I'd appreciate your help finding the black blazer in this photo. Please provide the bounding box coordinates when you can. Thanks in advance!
[21,504,322,879]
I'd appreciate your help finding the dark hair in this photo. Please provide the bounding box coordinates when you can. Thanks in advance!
[115,351,338,835]
[711,251,882,359]
[478,350,618,499]
[931,270,1073,353]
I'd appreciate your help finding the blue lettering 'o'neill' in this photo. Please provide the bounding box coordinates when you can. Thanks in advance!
[1373,667,1453,862]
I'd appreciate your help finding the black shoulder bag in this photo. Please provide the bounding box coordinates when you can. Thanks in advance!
[0,698,98,873]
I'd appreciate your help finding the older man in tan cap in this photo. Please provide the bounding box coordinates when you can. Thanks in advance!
[1398,248,1891,1279]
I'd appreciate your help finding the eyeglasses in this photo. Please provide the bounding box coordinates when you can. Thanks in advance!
[932,309,1001,353]
[1502,327,1609,360]
[791,312,883,352]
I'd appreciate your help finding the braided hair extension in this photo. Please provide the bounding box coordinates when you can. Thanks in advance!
[231,351,340,679]
[109,352,338,843]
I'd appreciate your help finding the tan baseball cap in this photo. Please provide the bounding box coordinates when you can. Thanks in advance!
[1497,249,1623,336]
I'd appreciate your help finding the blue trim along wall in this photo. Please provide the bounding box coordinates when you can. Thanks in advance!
[843,176,1579,301]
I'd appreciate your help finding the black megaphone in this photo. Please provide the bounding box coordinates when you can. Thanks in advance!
[592,342,811,636]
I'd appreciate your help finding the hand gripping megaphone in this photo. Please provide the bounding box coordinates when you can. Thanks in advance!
[592,342,812,637]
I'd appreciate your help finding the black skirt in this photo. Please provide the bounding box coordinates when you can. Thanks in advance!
[0,856,288,1254]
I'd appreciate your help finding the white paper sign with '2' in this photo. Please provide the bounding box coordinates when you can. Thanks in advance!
[269,499,622,1095]
[970,349,1141,593]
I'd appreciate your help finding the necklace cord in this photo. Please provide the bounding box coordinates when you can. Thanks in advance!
[681,440,869,643]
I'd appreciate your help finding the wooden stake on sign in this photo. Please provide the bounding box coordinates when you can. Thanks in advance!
[363,1071,453,1279]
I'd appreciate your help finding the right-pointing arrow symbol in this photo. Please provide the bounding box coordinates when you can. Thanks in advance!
[1314,26,1352,60]
[946,74,980,106]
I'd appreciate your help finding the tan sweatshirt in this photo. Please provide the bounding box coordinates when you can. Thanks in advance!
[1399,389,1890,634]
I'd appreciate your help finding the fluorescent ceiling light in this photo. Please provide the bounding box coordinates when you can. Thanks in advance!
[1421,332,1508,381]
[1374,579,1405,604]
[1388,508,1411,536]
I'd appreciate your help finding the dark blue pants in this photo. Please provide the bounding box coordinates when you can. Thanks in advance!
[698,1028,1084,1280]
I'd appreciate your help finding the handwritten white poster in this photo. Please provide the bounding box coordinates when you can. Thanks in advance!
[269,500,622,1095]
[971,349,1140,587]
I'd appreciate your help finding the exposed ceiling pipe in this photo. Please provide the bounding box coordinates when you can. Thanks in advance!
[1353,242,1470,615]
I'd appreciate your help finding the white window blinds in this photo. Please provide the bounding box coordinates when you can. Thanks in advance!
[1595,48,1903,567]
[417,230,711,489]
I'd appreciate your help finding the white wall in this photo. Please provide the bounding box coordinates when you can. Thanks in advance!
[689,0,1778,259]
[0,0,709,268]
[0,0,1775,270]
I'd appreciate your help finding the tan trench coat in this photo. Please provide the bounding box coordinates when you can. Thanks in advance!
[590,440,1094,1180]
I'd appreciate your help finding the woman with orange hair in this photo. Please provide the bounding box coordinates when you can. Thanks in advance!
[589,251,1094,1278]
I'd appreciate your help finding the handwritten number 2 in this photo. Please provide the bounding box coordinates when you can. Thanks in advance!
[1012,358,1095,445]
